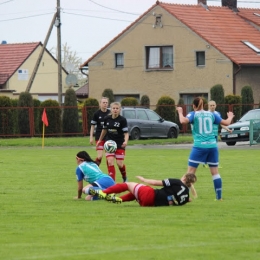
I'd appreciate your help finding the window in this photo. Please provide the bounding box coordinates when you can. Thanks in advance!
[146,46,173,69]
[115,53,124,68]
[196,51,205,66]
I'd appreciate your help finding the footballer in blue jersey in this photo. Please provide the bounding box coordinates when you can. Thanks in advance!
[74,151,115,201]
[177,97,234,200]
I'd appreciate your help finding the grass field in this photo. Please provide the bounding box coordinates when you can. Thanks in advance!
[0,140,260,260]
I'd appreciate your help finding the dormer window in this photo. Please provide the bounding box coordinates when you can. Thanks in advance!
[242,41,260,54]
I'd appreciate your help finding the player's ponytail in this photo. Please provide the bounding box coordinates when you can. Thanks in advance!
[193,97,204,111]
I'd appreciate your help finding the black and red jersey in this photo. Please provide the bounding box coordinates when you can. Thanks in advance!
[91,109,110,140]
[154,179,190,206]
[103,115,128,149]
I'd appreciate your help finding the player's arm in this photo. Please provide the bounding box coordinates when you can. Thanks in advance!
[221,124,233,133]
[177,107,189,124]
[75,180,83,199]
[89,125,95,145]
[97,129,107,143]
[136,176,163,186]
[220,111,234,126]
[122,132,129,148]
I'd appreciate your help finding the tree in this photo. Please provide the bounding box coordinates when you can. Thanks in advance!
[102,89,115,104]
[17,92,33,135]
[0,96,13,135]
[210,84,225,118]
[241,85,254,115]
[50,42,87,87]
[62,88,79,135]
[140,95,150,108]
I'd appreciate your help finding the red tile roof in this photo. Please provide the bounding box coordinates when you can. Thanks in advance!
[0,42,40,84]
[80,2,260,67]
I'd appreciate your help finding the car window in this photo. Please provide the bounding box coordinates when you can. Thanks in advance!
[146,110,160,121]
[137,110,148,120]
[240,110,260,121]
[123,110,136,119]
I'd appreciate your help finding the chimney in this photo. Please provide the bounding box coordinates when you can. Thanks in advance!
[198,0,207,4]
[222,0,237,9]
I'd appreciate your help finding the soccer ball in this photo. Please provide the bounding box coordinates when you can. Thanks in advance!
[104,140,117,153]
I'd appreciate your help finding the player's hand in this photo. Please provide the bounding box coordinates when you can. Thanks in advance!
[121,142,127,148]
[176,107,183,114]
[89,137,94,145]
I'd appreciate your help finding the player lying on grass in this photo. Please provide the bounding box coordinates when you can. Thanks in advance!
[89,173,197,206]
[74,151,115,200]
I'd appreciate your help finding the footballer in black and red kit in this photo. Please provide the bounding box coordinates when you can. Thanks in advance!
[97,102,129,182]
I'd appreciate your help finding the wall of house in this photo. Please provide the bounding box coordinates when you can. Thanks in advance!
[8,45,68,100]
[236,66,260,103]
[88,6,234,105]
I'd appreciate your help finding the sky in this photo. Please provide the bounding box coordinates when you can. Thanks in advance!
[1,0,260,66]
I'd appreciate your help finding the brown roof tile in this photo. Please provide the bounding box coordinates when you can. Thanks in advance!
[0,42,40,84]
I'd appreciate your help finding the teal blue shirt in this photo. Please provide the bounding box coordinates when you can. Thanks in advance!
[76,161,108,183]
[186,110,222,148]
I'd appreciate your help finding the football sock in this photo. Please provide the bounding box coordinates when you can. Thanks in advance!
[120,192,136,202]
[108,165,116,181]
[212,174,222,200]
[95,158,101,166]
[119,165,127,179]
[103,183,128,194]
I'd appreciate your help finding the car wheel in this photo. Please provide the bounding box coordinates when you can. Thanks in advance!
[226,141,236,146]
[167,127,177,138]
[130,128,141,140]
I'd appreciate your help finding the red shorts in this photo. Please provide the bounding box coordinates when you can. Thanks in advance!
[133,184,155,207]
[106,149,125,160]
[96,140,105,151]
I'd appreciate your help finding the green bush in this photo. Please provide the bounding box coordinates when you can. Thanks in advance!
[62,88,79,135]
[224,95,242,121]
[102,89,114,103]
[210,84,225,118]
[84,98,99,135]
[33,99,41,135]
[140,95,150,108]
[17,92,33,135]
[11,99,19,134]
[40,100,62,135]
[0,96,13,136]
[155,95,176,122]
[121,97,139,106]
[241,85,254,115]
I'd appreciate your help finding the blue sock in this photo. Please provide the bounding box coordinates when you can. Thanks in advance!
[212,174,222,200]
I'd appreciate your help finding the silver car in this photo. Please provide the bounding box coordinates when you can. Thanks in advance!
[121,107,179,140]
[220,108,260,146]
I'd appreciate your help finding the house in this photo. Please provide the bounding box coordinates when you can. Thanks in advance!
[0,42,68,102]
[80,0,260,106]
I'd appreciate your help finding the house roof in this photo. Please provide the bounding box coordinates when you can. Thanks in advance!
[0,42,41,85]
[75,83,89,97]
[80,2,260,67]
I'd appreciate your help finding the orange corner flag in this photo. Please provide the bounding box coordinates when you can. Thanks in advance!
[42,108,49,127]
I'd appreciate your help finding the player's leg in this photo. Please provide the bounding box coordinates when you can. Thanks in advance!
[95,140,105,165]
[82,184,99,201]
[208,147,222,200]
[115,149,127,182]
[187,147,207,174]
[106,154,116,180]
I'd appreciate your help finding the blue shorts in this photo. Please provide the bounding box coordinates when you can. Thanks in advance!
[188,147,219,168]
[92,176,115,189]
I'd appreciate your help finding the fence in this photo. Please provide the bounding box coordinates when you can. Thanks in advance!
[0,103,259,137]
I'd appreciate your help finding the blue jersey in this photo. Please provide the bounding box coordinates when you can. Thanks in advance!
[186,110,222,148]
[212,111,221,137]
[76,161,108,183]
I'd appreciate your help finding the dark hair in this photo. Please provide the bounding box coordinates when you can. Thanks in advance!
[193,97,204,111]
[76,151,97,164]
[184,173,197,187]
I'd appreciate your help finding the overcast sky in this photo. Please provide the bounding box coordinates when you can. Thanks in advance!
[1,0,260,65]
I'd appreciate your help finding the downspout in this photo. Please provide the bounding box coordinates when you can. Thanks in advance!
[233,65,241,95]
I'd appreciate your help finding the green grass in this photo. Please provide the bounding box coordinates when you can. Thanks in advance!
[0,143,259,259]
[0,134,193,147]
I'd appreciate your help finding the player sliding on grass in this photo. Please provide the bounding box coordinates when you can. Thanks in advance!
[74,151,115,201]
[89,173,197,206]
